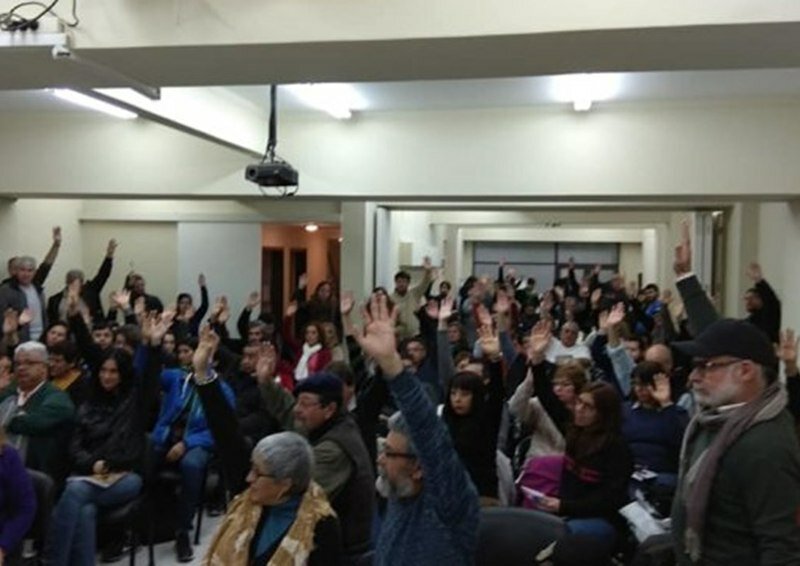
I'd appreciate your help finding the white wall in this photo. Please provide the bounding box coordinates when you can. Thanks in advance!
[177,222,262,338]
[619,243,643,285]
[9,101,800,201]
[81,221,178,313]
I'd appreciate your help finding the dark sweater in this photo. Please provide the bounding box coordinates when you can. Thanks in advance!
[559,435,632,520]
[376,369,480,566]
[0,444,36,554]
[444,360,504,498]
[622,402,688,474]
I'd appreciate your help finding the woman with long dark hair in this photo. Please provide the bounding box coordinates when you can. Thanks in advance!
[538,381,632,557]
[44,315,163,566]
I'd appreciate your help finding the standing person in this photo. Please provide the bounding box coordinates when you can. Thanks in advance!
[391,257,434,341]
[47,238,118,324]
[0,256,48,343]
[743,262,781,344]
[171,273,209,341]
[354,294,480,565]
[670,319,800,565]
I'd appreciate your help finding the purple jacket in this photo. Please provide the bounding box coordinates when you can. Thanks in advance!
[0,444,36,553]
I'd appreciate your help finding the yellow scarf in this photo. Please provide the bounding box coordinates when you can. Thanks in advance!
[203,481,335,566]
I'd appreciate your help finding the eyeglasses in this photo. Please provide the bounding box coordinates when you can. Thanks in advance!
[294,399,322,410]
[381,449,416,460]
[691,359,743,374]
[14,360,45,367]
[249,466,275,480]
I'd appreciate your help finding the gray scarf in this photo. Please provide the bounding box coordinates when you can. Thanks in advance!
[678,381,787,563]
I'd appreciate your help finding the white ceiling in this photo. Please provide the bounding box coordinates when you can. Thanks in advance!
[4,68,800,117]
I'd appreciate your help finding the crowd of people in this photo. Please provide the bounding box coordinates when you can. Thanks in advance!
[0,222,798,566]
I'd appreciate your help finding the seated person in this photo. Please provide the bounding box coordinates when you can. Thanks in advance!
[151,337,234,562]
[0,426,36,564]
[537,382,633,561]
[47,340,90,408]
[622,361,688,487]
[191,331,342,565]
[45,347,160,566]
[0,342,74,481]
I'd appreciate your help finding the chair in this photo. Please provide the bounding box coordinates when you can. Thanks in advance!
[98,496,144,566]
[475,507,567,566]
[24,469,55,561]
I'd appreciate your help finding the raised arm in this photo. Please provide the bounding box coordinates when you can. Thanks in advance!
[189,273,210,334]
[33,226,61,287]
[673,220,720,335]
[191,325,252,496]
[355,294,478,522]
[410,256,434,301]
[605,302,634,396]
[89,239,117,294]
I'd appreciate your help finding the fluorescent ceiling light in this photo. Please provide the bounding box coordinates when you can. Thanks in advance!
[50,89,138,120]
[550,73,623,112]
[304,223,320,233]
[285,84,367,119]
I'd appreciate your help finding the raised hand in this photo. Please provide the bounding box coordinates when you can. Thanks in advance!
[607,302,626,327]
[779,329,798,368]
[746,262,764,282]
[66,279,81,315]
[354,294,402,377]
[152,310,176,345]
[192,324,220,380]
[285,301,298,318]
[2,309,18,336]
[52,226,62,244]
[673,220,692,276]
[246,291,260,311]
[140,311,156,344]
[475,304,493,329]
[439,296,454,321]
[494,292,511,316]
[106,238,118,257]
[133,296,146,318]
[340,291,355,316]
[217,296,230,324]
[528,320,552,360]
[111,289,131,310]
[424,300,439,320]
[422,256,433,271]
[478,324,501,359]
[590,287,602,308]
[18,309,32,327]
[255,342,278,384]
[298,273,308,290]
[198,273,206,288]
[652,373,673,407]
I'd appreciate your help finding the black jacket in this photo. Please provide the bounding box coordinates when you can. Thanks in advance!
[47,256,113,324]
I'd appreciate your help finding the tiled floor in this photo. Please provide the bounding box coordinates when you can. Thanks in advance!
[104,513,223,565]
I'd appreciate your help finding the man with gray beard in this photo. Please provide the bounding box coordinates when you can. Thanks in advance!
[356,294,479,566]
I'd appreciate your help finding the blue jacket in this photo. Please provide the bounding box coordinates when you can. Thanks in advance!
[152,368,235,451]
[376,369,479,566]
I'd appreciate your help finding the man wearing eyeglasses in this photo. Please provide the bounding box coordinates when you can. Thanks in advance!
[670,319,800,565]
[355,294,479,566]
[0,341,74,480]
[292,372,375,561]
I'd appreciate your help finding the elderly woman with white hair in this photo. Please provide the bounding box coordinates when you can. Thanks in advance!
[191,327,342,566]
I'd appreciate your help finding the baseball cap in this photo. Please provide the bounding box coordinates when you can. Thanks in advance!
[673,318,777,368]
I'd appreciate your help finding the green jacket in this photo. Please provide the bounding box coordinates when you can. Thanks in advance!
[0,381,75,479]
[672,410,800,566]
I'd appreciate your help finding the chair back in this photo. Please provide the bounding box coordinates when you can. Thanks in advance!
[475,507,567,566]
[25,469,55,554]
